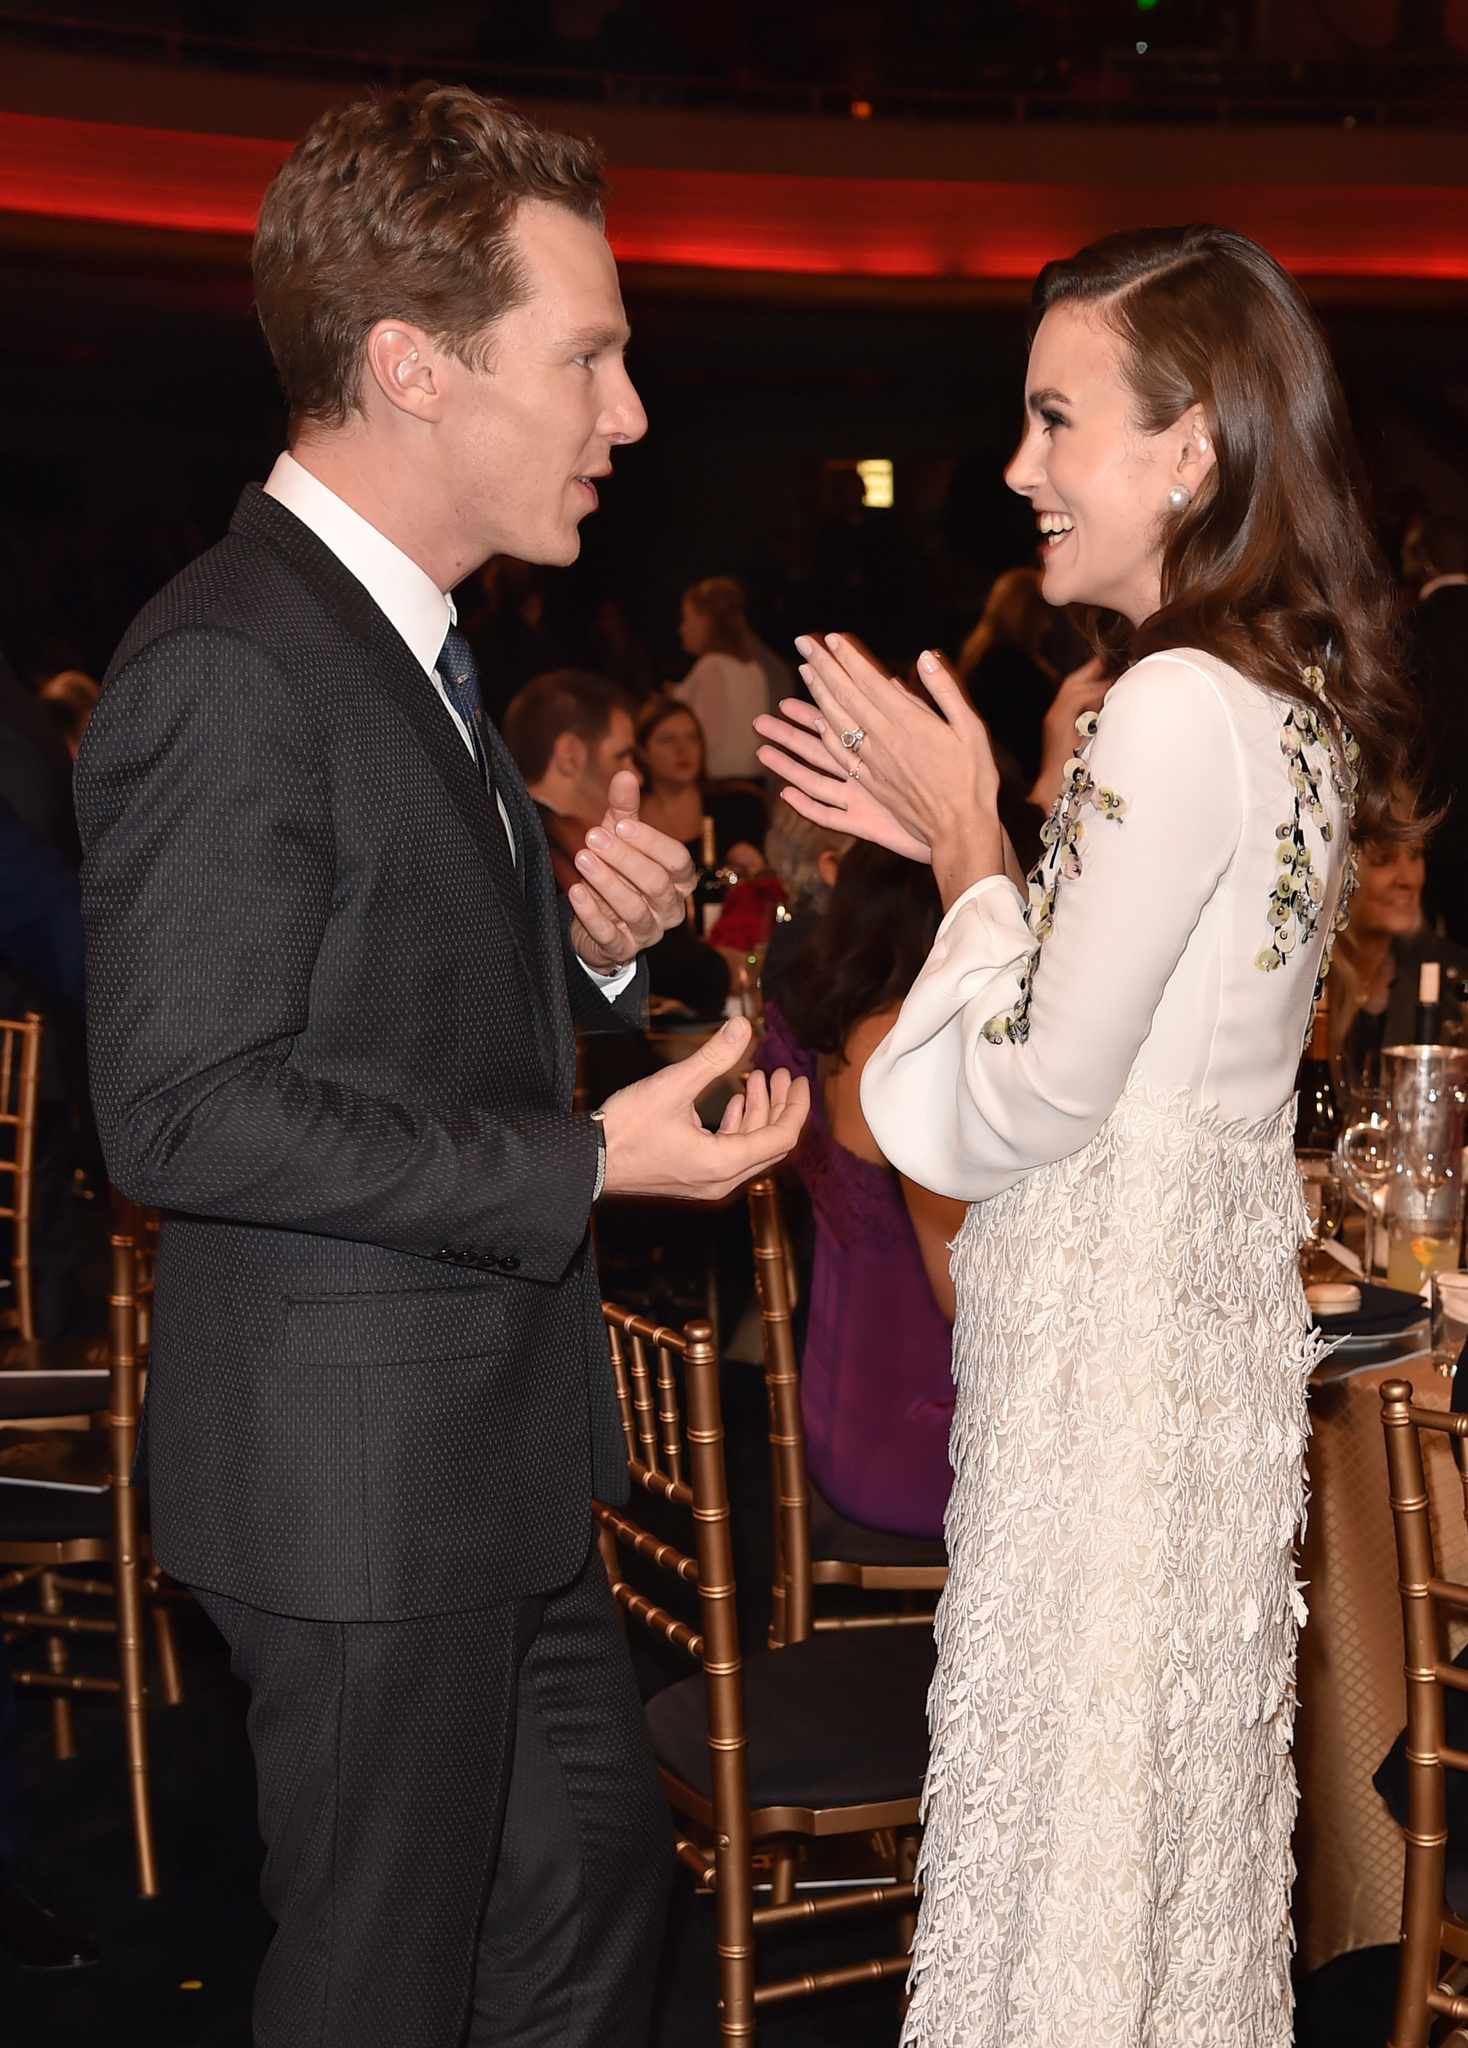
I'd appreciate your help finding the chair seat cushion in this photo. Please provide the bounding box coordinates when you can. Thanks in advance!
[0,1483,112,1541]
[0,1371,109,1422]
[645,1623,935,1811]
[809,1484,947,1569]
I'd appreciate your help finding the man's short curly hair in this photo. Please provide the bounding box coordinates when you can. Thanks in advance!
[253,84,607,432]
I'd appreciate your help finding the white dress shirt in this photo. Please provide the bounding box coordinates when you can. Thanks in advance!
[263,452,633,1000]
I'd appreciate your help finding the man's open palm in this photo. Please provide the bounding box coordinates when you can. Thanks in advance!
[599,1016,809,1200]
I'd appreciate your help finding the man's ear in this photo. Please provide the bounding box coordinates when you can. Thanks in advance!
[551,731,587,782]
[363,320,444,422]
[816,848,842,889]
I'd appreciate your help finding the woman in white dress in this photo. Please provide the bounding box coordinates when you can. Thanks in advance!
[674,576,770,780]
[754,226,1419,2045]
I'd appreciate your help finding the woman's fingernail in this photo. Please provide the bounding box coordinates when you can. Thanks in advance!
[722,1017,744,1042]
[918,650,940,674]
[793,635,813,656]
[824,633,842,650]
[585,828,610,849]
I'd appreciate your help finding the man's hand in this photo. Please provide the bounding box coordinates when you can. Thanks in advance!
[599,1015,809,1201]
[568,769,696,970]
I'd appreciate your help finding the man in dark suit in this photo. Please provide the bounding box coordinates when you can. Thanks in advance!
[76,87,806,2048]
[1411,513,1468,939]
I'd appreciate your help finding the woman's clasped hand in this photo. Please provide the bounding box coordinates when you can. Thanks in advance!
[753,633,1010,907]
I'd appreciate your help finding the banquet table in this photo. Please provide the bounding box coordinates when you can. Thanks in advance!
[1293,1321,1468,1974]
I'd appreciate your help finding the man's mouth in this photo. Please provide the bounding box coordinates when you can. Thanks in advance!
[1037,510,1075,550]
[572,468,611,510]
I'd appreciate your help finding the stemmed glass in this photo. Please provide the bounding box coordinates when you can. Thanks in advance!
[1297,1151,1346,1279]
[1335,1092,1394,1277]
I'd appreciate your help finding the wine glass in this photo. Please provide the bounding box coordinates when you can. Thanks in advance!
[1336,1096,1394,1276]
[1298,1150,1346,1279]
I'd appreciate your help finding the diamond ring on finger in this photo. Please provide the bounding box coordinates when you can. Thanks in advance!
[840,727,866,751]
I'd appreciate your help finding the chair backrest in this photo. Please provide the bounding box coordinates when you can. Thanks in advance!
[747,1176,813,1646]
[1380,1377,1468,2044]
[0,1013,43,1338]
[596,1305,753,1929]
[108,1195,157,1477]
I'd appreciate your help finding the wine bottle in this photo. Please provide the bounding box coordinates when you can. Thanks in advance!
[1295,991,1341,1152]
[692,814,737,938]
[1415,958,1443,1046]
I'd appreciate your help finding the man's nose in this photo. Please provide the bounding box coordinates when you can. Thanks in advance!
[604,366,649,447]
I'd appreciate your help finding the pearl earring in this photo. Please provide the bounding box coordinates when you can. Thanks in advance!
[1167,485,1192,510]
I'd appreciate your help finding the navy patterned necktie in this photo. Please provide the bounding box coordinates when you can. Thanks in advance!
[436,626,494,794]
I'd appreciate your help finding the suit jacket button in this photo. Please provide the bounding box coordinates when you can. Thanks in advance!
[502,1255,521,1272]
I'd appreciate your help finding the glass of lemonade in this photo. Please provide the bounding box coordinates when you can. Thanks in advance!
[1381,1047,1468,1293]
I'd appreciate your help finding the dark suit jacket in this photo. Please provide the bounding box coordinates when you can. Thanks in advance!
[77,485,641,1622]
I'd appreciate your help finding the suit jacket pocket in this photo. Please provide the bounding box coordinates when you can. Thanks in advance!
[282,1284,506,1369]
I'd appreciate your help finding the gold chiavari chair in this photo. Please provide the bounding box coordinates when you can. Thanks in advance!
[747,1176,947,1646]
[0,1196,182,1894]
[0,1011,43,1338]
[1380,1377,1468,2045]
[596,1303,932,2043]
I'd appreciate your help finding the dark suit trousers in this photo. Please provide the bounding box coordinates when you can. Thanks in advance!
[197,1534,671,2048]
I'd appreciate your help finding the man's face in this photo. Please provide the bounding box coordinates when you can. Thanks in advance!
[448,202,647,568]
[584,708,636,812]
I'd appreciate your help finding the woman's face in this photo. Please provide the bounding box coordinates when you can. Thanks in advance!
[1004,303,1215,626]
[679,601,712,656]
[1351,842,1427,939]
[643,710,703,787]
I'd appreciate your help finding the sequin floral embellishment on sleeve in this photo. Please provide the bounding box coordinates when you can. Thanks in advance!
[981,711,1128,1045]
[1256,666,1358,977]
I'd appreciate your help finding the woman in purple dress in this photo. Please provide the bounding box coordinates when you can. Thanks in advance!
[756,842,963,1538]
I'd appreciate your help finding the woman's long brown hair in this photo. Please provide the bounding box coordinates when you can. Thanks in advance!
[1031,224,1418,840]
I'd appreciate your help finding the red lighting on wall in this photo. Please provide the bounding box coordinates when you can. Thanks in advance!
[0,110,1463,283]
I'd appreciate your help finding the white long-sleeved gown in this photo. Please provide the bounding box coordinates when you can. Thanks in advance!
[861,649,1350,2046]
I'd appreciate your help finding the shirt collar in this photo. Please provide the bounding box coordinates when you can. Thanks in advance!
[263,451,456,679]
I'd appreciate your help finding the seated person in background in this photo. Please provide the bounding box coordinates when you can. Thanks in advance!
[39,670,98,759]
[502,668,729,1020]
[635,696,767,878]
[459,554,563,726]
[760,807,853,1013]
[754,843,963,1539]
[1407,513,1468,941]
[500,667,636,891]
[673,577,770,780]
[1331,830,1468,1077]
[958,566,1059,790]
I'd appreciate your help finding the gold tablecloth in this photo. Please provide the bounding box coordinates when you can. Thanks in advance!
[1294,1336,1468,1972]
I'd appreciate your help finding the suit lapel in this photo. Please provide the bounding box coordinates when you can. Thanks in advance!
[230,486,553,1045]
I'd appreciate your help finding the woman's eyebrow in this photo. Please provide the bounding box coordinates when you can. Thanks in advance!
[1027,387,1071,414]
